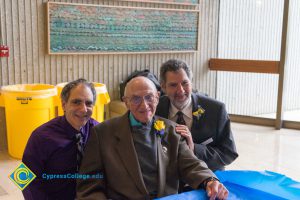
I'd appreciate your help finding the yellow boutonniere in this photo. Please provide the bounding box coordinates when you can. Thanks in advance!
[154,120,165,137]
[192,106,205,120]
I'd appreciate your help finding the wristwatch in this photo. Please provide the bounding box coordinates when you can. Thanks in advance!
[202,177,219,189]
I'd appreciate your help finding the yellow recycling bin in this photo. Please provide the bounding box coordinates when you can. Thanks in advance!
[55,82,68,116]
[1,84,57,159]
[93,83,110,122]
[0,90,4,107]
[56,82,110,122]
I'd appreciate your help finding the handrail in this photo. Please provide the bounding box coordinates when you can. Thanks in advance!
[209,58,280,74]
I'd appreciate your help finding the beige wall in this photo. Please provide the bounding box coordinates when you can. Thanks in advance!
[0,0,219,150]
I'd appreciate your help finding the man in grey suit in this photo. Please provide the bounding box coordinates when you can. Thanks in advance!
[156,59,238,172]
[77,76,228,199]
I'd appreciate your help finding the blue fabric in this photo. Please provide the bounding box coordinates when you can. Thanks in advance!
[155,170,300,200]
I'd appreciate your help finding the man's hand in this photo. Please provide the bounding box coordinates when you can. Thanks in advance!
[175,125,194,151]
[206,180,228,200]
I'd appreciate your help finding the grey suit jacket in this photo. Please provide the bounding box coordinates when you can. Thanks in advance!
[76,112,215,200]
[156,92,238,171]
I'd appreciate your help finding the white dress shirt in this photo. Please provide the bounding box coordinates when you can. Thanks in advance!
[168,98,193,130]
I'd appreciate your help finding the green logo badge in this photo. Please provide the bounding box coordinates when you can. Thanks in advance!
[9,162,36,190]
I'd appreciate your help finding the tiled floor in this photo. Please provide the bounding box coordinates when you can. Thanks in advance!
[0,122,300,199]
[0,152,23,199]
[227,123,300,181]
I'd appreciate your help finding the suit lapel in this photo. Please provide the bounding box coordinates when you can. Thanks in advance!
[156,117,170,196]
[191,93,214,143]
[191,92,201,114]
[191,93,203,130]
[115,113,148,195]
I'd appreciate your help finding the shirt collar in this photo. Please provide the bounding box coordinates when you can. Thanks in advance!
[129,112,143,126]
[129,112,154,128]
[62,115,92,139]
[62,116,81,137]
[169,98,193,120]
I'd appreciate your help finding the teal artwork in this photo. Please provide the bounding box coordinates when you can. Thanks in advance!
[147,0,198,3]
[120,0,199,4]
[47,2,198,54]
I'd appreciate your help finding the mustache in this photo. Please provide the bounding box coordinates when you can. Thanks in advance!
[175,93,187,97]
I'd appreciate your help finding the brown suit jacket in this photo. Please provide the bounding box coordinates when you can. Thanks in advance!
[76,112,215,200]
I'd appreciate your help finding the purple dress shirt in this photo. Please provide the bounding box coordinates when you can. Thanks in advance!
[22,116,98,200]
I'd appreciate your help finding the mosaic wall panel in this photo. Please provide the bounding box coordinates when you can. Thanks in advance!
[119,0,199,5]
[47,2,199,54]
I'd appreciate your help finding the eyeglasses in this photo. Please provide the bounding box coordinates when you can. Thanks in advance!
[125,94,158,106]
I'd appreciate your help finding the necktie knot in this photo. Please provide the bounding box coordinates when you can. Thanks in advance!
[76,132,83,143]
[176,111,186,125]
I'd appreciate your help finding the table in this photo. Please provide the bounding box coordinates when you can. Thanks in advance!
[156,170,300,200]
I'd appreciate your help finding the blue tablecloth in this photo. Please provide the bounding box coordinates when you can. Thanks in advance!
[156,170,300,200]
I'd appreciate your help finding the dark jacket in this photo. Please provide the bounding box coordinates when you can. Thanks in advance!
[77,113,215,199]
[156,92,238,171]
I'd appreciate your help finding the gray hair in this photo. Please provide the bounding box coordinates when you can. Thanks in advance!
[60,78,96,104]
[159,59,193,84]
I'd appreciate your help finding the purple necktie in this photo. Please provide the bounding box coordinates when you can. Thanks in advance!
[75,132,84,171]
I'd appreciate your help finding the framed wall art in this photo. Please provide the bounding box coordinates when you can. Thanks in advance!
[117,0,199,6]
[47,2,199,54]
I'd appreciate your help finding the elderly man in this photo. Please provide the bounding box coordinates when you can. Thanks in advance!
[77,76,228,200]
[22,78,99,200]
[156,59,238,172]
